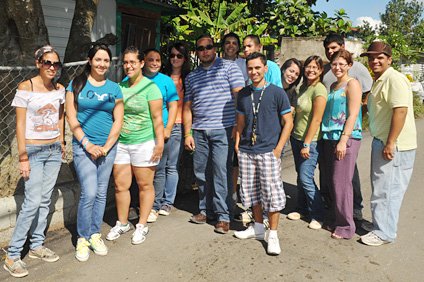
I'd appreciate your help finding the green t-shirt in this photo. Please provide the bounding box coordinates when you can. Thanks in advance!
[118,78,163,144]
[292,82,327,142]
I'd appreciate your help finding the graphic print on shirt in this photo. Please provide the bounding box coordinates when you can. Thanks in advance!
[79,90,113,102]
[33,103,59,132]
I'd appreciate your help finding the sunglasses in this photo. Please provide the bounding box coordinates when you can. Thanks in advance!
[40,60,62,70]
[196,44,214,52]
[170,53,184,59]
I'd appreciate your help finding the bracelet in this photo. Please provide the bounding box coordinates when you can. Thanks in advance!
[79,135,86,146]
[184,134,191,137]
[342,131,351,137]
[19,158,29,162]
[101,147,107,157]
[83,139,89,149]
[303,143,311,148]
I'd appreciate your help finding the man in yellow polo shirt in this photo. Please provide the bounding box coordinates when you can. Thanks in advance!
[359,42,417,246]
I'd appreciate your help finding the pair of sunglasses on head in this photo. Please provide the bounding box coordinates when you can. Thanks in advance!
[39,59,62,70]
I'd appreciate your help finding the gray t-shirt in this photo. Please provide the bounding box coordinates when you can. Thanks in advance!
[322,61,373,94]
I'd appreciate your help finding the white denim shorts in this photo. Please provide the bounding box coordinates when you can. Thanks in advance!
[114,139,160,167]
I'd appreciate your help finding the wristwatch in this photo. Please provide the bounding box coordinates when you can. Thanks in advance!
[303,143,310,148]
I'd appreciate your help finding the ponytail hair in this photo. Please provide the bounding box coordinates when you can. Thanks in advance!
[72,43,112,104]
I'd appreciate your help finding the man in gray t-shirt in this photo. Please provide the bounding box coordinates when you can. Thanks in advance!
[320,33,373,220]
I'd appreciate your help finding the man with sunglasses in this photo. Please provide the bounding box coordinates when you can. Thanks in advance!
[320,33,373,220]
[184,34,245,234]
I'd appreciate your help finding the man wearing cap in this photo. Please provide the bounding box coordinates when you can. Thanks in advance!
[359,42,417,246]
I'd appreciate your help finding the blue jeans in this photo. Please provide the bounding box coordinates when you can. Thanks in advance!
[193,127,234,222]
[8,142,62,258]
[73,143,117,240]
[153,124,183,210]
[370,138,416,242]
[291,137,325,222]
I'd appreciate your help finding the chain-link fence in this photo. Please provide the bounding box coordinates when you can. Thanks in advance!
[0,58,122,197]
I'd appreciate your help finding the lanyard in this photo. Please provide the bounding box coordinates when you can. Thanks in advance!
[250,82,267,145]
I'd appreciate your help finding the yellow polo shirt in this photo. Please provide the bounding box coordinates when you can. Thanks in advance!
[368,67,417,151]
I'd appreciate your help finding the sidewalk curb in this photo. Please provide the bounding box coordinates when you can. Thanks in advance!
[0,181,116,246]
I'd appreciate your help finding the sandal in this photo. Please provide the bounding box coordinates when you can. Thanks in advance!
[331,233,345,240]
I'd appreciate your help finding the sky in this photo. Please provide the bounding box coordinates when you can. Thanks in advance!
[313,0,424,28]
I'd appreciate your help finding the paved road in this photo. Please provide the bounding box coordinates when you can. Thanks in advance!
[1,119,423,282]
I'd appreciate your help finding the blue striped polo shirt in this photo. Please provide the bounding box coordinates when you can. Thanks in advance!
[184,57,245,129]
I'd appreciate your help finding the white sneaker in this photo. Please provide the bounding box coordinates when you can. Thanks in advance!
[89,233,108,256]
[106,221,131,241]
[147,210,158,223]
[308,220,323,230]
[234,209,254,223]
[361,232,391,246]
[132,224,149,245]
[234,224,265,240]
[267,237,281,255]
[128,207,139,220]
[75,238,90,262]
[287,212,304,221]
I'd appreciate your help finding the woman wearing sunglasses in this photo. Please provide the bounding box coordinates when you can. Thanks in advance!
[322,50,362,240]
[66,44,124,261]
[5,45,65,278]
[288,55,327,230]
[156,42,191,215]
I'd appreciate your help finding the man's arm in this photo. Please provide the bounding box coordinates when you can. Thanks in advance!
[235,112,245,153]
[274,112,293,159]
[383,107,408,161]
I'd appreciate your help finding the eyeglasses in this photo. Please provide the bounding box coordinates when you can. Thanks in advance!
[330,63,348,68]
[305,65,319,70]
[170,53,183,59]
[196,44,214,52]
[123,61,139,67]
[40,60,62,70]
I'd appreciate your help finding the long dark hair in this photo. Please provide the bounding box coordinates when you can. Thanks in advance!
[281,58,303,89]
[163,42,190,90]
[72,43,112,104]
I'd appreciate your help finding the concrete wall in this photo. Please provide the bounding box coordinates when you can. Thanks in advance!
[279,37,366,65]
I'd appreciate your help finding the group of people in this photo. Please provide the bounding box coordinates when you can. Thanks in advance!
[5,31,416,277]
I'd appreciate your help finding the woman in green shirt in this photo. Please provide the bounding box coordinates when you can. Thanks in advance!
[288,55,327,230]
[106,46,164,245]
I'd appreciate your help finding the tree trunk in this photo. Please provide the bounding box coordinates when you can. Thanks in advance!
[0,0,49,66]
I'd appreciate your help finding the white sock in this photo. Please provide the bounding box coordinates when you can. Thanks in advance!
[254,222,265,233]
[268,230,278,238]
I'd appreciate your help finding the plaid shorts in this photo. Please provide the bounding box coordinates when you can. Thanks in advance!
[238,151,286,212]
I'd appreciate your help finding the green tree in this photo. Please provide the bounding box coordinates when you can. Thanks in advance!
[267,0,351,39]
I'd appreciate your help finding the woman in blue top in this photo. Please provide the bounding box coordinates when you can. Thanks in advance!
[321,49,362,240]
[66,43,124,261]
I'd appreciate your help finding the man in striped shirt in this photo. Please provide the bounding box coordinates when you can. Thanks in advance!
[183,34,245,234]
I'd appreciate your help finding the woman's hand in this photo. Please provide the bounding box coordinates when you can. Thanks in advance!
[164,127,172,140]
[86,143,105,161]
[61,143,66,159]
[150,143,164,163]
[301,147,310,159]
[335,141,347,160]
[19,161,31,179]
